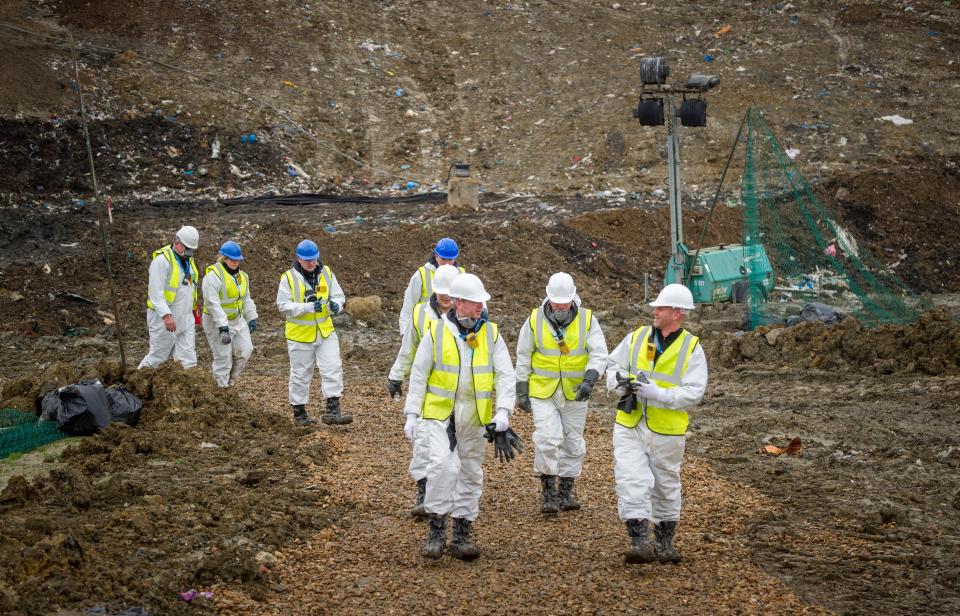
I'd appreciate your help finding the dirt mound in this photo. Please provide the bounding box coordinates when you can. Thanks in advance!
[0,363,334,615]
[819,155,960,293]
[704,307,960,374]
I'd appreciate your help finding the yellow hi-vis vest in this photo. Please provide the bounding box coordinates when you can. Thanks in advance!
[282,266,335,342]
[202,262,249,320]
[528,306,592,400]
[146,245,199,310]
[411,301,440,345]
[422,319,499,426]
[615,326,699,435]
[417,264,466,301]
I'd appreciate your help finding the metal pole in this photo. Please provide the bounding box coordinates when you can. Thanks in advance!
[69,34,127,370]
[643,273,650,303]
[665,94,685,284]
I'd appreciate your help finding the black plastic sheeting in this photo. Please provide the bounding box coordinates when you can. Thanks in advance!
[218,192,447,207]
[40,380,143,436]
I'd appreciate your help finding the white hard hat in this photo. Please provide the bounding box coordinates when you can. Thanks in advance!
[176,225,199,250]
[449,273,491,303]
[545,272,577,304]
[433,264,459,296]
[649,283,695,310]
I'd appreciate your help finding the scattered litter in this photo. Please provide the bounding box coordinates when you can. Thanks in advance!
[715,25,732,37]
[760,437,802,456]
[400,164,411,170]
[651,188,666,198]
[703,54,715,62]
[240,133,258,144]
[179,589,214,603]
[210,139,221,159]
[42,263,52,274]
[72,199,87,208]
[395,88,404,97]
[789,15,799,25]
[323,224,337,233]
[879,115,913,126]
[282,80,299,88]
[785,148,800,160]
[403,181,419,190]
[200,442,220,449]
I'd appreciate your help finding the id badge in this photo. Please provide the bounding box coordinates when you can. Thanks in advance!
[558,339,570,355]
[646,342,656,362]
[466,332,479,350]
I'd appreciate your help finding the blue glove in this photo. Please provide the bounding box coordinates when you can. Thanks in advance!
[247,319,257,333]
[329,301,341,315]
[313,300,325,312]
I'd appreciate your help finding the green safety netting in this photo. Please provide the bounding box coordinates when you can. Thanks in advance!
[0,408,68,459]
[741,108,931,329]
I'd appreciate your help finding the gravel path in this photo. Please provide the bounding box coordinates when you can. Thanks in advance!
[219,373,831,615]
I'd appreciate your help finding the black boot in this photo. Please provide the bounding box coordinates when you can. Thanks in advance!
[624,519,656,564]
[291,404,316,427]
[558,477,581,511]
[448,517,481,561]
[322,396,353,425]
[654,520,682,564]
[410,478,427,519]
[422,513,447,559]
[540,475,560,514]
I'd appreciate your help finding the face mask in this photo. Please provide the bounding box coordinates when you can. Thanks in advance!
[457,315,477,330]
[182,248,194,258]
[552,308,571,323]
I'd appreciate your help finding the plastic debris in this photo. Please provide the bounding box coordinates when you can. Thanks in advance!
[785,148,800,160]
[760,437,802,456]
[282,80,299,88]
[323,224,337,233]
[703,54,715,62]
[240,133,257,144]
[395,88,404,97]
[715,25,732,37]
[179,589,214,603]
[879,115,913,126]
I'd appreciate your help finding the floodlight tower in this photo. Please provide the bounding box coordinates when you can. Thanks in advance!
[632,58,720,286]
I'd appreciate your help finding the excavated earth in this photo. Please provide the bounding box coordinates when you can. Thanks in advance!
[2,0,960,614]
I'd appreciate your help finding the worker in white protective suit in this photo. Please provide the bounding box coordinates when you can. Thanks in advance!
[397,237,464,335]
[201,241,258,388]
[139,225,200,369]
[404,273,516,561]
[515,272,608,514]
[387,264,460,518]
[276,239,351,427]
[606,283,708,565]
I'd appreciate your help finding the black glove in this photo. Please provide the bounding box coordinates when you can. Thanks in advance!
[387,379,403,400]
[218,326,231,345]
[305,293,317,303]
[446,414,457,452]
[329,301,341,315]
[574,369,599,402]
[247,319,257,333]
[484,424,524,463]
[516,381,532,412]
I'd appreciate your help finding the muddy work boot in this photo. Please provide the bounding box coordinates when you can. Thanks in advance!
[540,475,560,514]
[558,477,581,511]
[322,396,353,425]
[410,478,428,519]
[654,520,682,564]
[624,519,656,564]
[291,404,316,427]
[421,513,448,559]
[448,517,481,561]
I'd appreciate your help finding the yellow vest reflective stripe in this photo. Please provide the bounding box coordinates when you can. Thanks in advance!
[615,327,698,435]
[417,264,466,301]
[422,320,498,426]
[412,302,439,346]
[202,262,248,319]
[283,266,335,342]
[528,306,591,400]
[146,245,198,310]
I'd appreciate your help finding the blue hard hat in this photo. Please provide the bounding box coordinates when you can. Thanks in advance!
[296,239,320,260]
[434,237,459,260]
[218,240,243,261]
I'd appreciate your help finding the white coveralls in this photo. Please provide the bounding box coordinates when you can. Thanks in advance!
[606,330,708,523]
[404,315,516,521]
[138,251,197,369]
[398,261,436,335]
[389,301,443,482]
[201,267,258,388]
[515,302,608,478]
[276,267,346,405]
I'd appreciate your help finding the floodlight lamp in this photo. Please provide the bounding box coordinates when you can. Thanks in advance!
[639,57,670,85]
